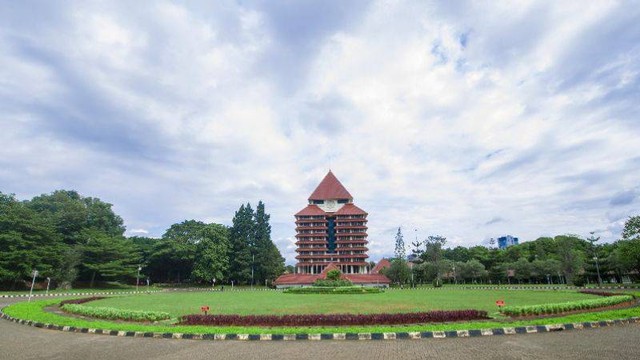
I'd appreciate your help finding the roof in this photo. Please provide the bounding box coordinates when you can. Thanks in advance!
[272,274,318,285]
[294,205,327,217]
[334,203,368,216]
[308,171,353,201]
[371,259,392,274]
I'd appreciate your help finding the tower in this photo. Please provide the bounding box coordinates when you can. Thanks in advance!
[294,171,369,274]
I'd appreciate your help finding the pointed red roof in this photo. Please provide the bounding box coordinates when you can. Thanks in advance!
[371,259,392,274]
[295,205,327,216]
[334,203,368,216]
[308,171,353,201]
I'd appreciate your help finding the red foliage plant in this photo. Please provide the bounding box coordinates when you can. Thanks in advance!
[179,309,489,327]
[59,297,105,306]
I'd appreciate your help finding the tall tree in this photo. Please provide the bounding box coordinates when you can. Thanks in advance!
[0,193,65,288]
[555,235,584,285]
[147,220,205,282]
[423,235,447,282]
[618,216,640,274]
[81,230,140,287]
[228,204,255,284]
[394,227,405,260]
[253,201,284,284]
[192,224,230,283]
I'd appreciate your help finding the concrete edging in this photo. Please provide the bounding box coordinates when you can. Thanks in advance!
[1,308,638,341]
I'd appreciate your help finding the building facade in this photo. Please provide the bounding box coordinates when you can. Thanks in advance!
[497,235,519,249]
[294,171,370,274]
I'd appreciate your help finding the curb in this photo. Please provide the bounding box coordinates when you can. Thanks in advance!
[0,290,162,299]
[1,308,638,341]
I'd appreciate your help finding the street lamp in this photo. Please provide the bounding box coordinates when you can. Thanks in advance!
[251,254,255,290]
[452,266,457,285]
[136,266,142,292]
[593,256,603,287]
[45,277,51,295]
[28,269,38,302]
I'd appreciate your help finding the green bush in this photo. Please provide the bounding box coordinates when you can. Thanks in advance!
[61,303,171,322]
[501,295,633,317]
[284,286,383,294]
[312,278,353,287]
[326,269,342,281]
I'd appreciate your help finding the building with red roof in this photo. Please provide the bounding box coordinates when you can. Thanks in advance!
[294,171,370,275]
[274,171,390,288]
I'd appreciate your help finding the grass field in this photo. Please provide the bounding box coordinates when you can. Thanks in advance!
[82,288,596,318]
[3,292,639,335]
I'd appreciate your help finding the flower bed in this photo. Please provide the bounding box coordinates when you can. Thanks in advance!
[501,295,634,317]
[59,296,106,305]
[283,286,382,294]
[61,303,171,322]
[179,309,488,326]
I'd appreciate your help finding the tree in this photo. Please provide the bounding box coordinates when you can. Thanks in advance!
[394,227,405,260]
[555,235,584,285]
[423,235,447,281]
[192,224,230,283]
[81,230,140,287]
[459,259,487,283]
[382,259,411,285]
[616,216,640,276]
[253,201,285,284]
[228,204,255,284]
[0,193,65,288]
[513,257,532,284]
[147,220,205,282]
[622,216,640,241]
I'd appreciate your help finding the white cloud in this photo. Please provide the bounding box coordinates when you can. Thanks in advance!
[1,1,639,264]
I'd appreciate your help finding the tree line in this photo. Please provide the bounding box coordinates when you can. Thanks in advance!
[385,217,640,286]
[0,190,284,290]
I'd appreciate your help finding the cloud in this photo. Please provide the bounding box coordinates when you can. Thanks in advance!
[1,1,639,265]
[610,189,639,206]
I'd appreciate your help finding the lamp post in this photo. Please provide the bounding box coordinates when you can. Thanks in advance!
[452,265,457,285]
[251,254,255,290]
[546,274,551,285]
[593,256,603,287]
[45,277,51,296]
[29,270,38,302]
[136,266,142,292]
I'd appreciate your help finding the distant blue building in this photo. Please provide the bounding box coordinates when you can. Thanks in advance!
[497,235,519,249]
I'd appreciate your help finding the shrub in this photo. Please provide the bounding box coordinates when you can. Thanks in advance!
[61,304,171,322]
[326,269,342,281]
[312,278,353,287]
[284,286,381,294]
[501,295,634,317]
[572,276,586,287]
[578,289,620,297]
[59,297,105,306]
[179,309,489,326]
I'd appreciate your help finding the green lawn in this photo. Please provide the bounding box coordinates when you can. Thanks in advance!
[3,293,639,335]
[82,288,595,318]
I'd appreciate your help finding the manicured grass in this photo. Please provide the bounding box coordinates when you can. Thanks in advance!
[3,296,639,335]
[82,288,596,318]
[0,287,157,296]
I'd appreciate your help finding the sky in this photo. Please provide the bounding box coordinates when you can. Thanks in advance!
[1,1,639,265]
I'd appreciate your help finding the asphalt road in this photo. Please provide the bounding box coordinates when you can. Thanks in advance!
[2,298,639,360]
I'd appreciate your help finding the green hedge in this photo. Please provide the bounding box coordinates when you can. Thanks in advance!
[283,286,383,294]
[312,279,353,287]
[61,304,171,322]
[501,295,634,316]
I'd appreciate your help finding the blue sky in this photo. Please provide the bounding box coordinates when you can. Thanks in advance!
[1,1,639,264]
